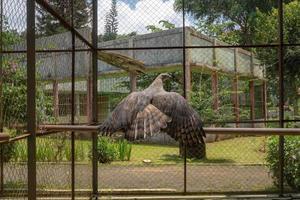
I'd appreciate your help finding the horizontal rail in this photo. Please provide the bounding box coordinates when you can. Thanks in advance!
[1,126,299,145]
[204,128,300,135]
[39,124,101,132]
[40,125,300,136]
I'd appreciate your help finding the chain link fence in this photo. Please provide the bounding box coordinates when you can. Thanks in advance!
[0,0,300,199]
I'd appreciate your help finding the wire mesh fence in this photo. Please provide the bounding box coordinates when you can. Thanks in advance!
[0,0,300,199]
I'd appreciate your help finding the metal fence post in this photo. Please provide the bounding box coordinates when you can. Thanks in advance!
[71,0,76,199]
[27,0,36,199]
[182,0,187,194]
[278,0,285,196]
[0,145,3,196]
[92,0,98,198]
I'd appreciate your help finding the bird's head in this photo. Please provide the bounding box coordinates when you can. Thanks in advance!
[158,73,172,82]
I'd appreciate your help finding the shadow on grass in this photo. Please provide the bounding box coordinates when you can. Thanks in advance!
[160,154,235,164]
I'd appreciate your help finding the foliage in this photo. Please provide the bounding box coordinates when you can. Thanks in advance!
[266,136,300,190]
[146,20,176,33]
[117,139,132,161]
[96,136,118,164]
[36,0,90,36]
[1,58,54,128]
[1,19,54,130]
[103,0,119,41]
[174,0,292,45]
[254,0,300,114]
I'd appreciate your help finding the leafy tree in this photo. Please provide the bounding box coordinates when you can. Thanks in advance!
[146,25,163,33]
[159,20,176,30]
[36,0,90,36]
[146,20,176,33]
[254,0,300,115]
[174,0,293,45]
[1,19,54,130]
[103,0,119,41]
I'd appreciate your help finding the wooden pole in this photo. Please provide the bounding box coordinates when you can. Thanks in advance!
[53,80,59,119]
[249,80,255,128]
[184,28,192,100]
[233,48,239,127]
[130,72,137,92]
[87,76,93,123]
[212,71,219,111]
[232,77,240,127]
[262,81,267,126]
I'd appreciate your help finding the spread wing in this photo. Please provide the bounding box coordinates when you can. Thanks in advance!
[152,91,205,145]
[99,91,150,135]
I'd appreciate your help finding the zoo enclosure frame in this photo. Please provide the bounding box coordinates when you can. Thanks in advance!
[0,0,300,199]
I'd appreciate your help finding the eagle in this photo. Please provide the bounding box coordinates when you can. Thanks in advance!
[100,73,205,146]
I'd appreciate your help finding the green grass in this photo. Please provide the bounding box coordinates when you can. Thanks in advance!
[9,136,267,165]
[111,136,267,165]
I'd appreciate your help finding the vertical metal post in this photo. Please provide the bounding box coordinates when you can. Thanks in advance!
[0,1,4,196]
[92,0,98,198]
[278,0,285,196]
[71,0,75,199]
[0,0,3,133]
[182,0,187,194]
[27,0,36,199]
[0,145,3,196]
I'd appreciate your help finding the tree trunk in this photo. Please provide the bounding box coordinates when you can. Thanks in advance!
[179,142,206,159]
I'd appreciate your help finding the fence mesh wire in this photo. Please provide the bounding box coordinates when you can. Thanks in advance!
[0,0,300,199]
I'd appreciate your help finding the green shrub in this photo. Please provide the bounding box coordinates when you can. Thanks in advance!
[117,139,132,161]
[1,129,20,162]
[96,137,117,164]
[266,136,300,190]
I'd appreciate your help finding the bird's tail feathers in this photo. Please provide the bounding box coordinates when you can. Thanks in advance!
[126,104,171,141]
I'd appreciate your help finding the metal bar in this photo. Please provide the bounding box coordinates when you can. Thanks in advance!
[27,0,36,199]
[0,127,300,146]
[70,0,75,199]
[0,0,3,134]
[35,0,93,49]
[3,49,91,54]
[39,118,300,126]
[278,0,285,196]
[0,144,3,196]
[39,124,300,135]
[92,0,99,198]
[204,127,300,135]
[182,0,187,194]
[204,119,300,125]
[39,124,101,131]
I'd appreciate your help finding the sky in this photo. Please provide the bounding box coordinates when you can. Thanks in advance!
[3,0,193,36]
[98,0,193,34]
